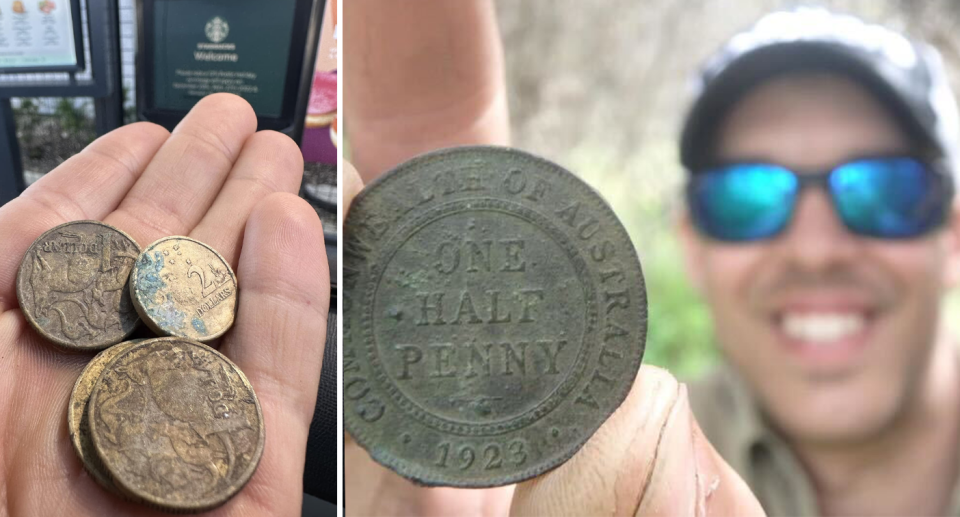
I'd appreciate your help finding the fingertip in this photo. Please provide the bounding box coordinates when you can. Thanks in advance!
[194,92,258,128]
[244,131,305,193]
[174,93,258,150]
[112,120,171,141]
[343,160,364,213]
[249,191,326,245]
[241,192,328,310]
[77,121,170,180]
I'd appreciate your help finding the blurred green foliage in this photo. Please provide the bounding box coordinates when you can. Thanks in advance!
[570,140,720,381]
[641,239,719,381]
[55,98,91,134]
[14,99,42,160]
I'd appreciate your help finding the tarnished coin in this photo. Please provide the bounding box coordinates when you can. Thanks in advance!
[67,339,144,496]
[343,146,647,487]
[130,237,237,342]
[16,221,141,350]
[88,337,265,512]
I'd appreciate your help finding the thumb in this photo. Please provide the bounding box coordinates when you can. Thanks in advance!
[343,160,364,213]
[510,365,765,517]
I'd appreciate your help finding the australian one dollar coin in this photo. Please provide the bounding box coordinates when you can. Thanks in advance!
[87,337,264,512]
[343,146,647,487]
[16,221,140,350]
[68,339,143,495]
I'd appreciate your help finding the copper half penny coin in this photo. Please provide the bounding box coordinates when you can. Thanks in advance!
[343,146,647,487]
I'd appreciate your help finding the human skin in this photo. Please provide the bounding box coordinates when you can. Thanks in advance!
[344,0,510,182]
[678,75,960,516]
[0,93,330,516]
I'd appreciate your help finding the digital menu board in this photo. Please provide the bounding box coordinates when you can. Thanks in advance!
[0,0,84,73]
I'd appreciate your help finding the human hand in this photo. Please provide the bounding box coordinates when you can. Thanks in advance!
[0,94,329,516]
[343,160,760,516]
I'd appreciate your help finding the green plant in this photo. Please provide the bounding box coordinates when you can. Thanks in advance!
[571,141,721,381]
[14,98,42,160]
[641,238,718,380]
[55,98,90,133]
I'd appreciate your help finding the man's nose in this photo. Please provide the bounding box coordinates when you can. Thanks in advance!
[776,188,860,270]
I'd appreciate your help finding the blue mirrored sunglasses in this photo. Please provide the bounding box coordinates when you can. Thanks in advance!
[686,156,954,242]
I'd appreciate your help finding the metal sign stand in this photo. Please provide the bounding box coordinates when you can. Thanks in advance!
[0,99,25,201]
[0,0,123,205]
[94,0,124,135]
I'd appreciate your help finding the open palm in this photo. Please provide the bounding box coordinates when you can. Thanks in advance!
[0,94,329,516]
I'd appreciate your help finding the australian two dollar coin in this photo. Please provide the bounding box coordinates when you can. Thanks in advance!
[343,146,647,487]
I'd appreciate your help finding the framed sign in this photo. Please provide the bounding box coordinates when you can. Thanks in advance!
[137,0,316,132]
[0,0,85,73]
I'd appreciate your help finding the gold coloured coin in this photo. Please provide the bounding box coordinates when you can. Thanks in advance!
[129,237,237,342]
[16,221,140,350]
[67,339,144,496]
[88,337,265,513]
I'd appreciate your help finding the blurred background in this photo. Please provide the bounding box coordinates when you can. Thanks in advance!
[488,0,960,379]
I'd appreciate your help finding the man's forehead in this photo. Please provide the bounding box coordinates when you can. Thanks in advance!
[713,73,914,170]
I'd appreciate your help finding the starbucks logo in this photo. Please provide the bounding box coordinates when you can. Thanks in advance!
[204,16,229,43]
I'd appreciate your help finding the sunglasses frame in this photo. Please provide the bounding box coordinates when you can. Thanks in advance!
[686,154,955,242]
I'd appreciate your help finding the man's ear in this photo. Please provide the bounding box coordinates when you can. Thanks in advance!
[677,211,707,295]
[943,201,960,289]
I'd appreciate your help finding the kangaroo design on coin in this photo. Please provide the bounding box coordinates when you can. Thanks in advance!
[16,221,140,350]
[343,146,647,487]
[88,337,264,512]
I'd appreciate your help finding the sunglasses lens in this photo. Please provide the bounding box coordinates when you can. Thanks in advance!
[831,158,948,238]
[689,164,798,241]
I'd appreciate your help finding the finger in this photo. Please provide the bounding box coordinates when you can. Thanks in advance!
[343,160,363,213]
[104,93,257,247]
[345,436,515,517]
[510,366,765,517]
[691,414,766,516]
[218,193,328,514]
[190,130,303,268]
[0,122,169,313]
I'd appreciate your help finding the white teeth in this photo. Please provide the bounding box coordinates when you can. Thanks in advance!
[781,312,865,345]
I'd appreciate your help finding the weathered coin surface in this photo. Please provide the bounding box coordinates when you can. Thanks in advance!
[88,337,264,512]
[130,237,237,342]
[343,146,647,487]
[16,220,141,350]
[67,339,144,496]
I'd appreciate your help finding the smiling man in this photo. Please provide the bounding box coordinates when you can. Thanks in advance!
[682,9,960,516]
